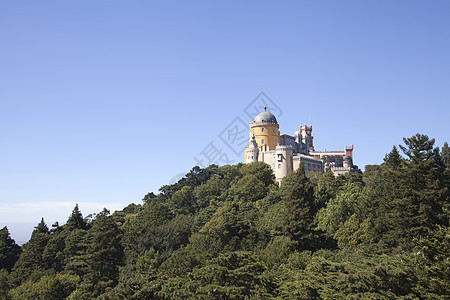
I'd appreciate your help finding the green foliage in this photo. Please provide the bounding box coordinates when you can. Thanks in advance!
[81,208,123,297]
[375,133,448,248]
[278,168,323,250]
[65,204,87,231]
[240,161,275,187]
[135,248,159,274]
[157,251,276,299]
[317,180,364,237]
[169,185,195,214]
[9,219,51,287]
[6,133,450,299]
[334,215,371,248]
[0,269,10,299]
[0,227,21,272]
[200,201,262,251]
[63,229,89,278]
[8,273,79,300]
[259,236,294,267]
[228,174,268,202]
[442,142,450,168]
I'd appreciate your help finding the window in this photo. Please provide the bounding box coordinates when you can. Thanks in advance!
[261,128,265,133]
[273,128,276,133]
[273,154,276,159]
[277,154,282,162]
[261,139,265,145]
[273,140,276,145]
[278,164,281,169]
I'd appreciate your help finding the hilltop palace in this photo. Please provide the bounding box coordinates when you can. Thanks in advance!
[244,107,358,184]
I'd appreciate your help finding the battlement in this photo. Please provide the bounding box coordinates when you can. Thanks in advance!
[275,145,294,151]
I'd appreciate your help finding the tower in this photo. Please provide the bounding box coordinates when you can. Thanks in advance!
[274,145,293,184]
[300,124,314,152]
[244,106,280,163]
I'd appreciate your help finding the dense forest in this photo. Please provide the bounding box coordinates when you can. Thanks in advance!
[0,133,449,299]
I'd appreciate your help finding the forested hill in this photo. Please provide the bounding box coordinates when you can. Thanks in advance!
[1,133,449,299]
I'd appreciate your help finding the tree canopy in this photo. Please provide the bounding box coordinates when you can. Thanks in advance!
[2,133,449,299]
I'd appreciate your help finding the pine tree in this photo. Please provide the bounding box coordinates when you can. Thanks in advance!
[376,134,448,248]
[384,145,403,168]
[279,167,321,250]
[9,218,51,287]
[0,226,21,271]
[442,142,450,169]
[66,204,87,231]
[42,205,88,272]
[82,208,123,297]
[63,229,89,278]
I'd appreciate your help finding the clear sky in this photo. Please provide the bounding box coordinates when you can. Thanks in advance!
[1,1,449,243]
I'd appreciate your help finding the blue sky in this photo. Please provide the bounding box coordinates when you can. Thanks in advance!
[1,1,449,243]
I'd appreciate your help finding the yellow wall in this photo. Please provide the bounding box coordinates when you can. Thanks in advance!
[249,123,280,150]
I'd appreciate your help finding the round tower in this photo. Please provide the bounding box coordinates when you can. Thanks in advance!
[274,145,293,184]
[249,106,280,150]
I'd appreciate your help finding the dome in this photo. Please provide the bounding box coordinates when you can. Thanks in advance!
[253,107,278,124]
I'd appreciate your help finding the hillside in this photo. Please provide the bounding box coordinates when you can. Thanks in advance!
[0,133,449,299]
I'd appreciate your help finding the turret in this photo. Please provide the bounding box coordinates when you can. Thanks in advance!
[246,134,259,163]
[300,124,314,152]
[343,155,352,168]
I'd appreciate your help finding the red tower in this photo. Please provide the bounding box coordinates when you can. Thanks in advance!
[300,124,314,152]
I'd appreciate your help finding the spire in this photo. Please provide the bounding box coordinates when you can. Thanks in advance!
[250,134,258,148]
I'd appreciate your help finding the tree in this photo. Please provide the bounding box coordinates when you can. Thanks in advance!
[135,247,159,274]
[199,201,261,251]
[8,273,79,300]
[279,167,322,250]
[63,229,89,278]
[0,226,21,272]
[316,180,364,238]
[42,231,67,272]
[170,186,195,214]
[0,269,9,299]
[9,218,51,287]
[142,192,156,203]
[228,174,268,203]
[384,145,403,169]
[376,134,448,248]
[82,208,123,297]
[442,142,450,168]
[65,204,87,231]
[240,162,275,187]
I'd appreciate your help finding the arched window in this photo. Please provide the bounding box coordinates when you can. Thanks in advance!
[261,128,265,133]
[261,139,265,145]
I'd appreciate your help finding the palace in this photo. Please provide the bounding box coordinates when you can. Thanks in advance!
[244,107,358,184]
